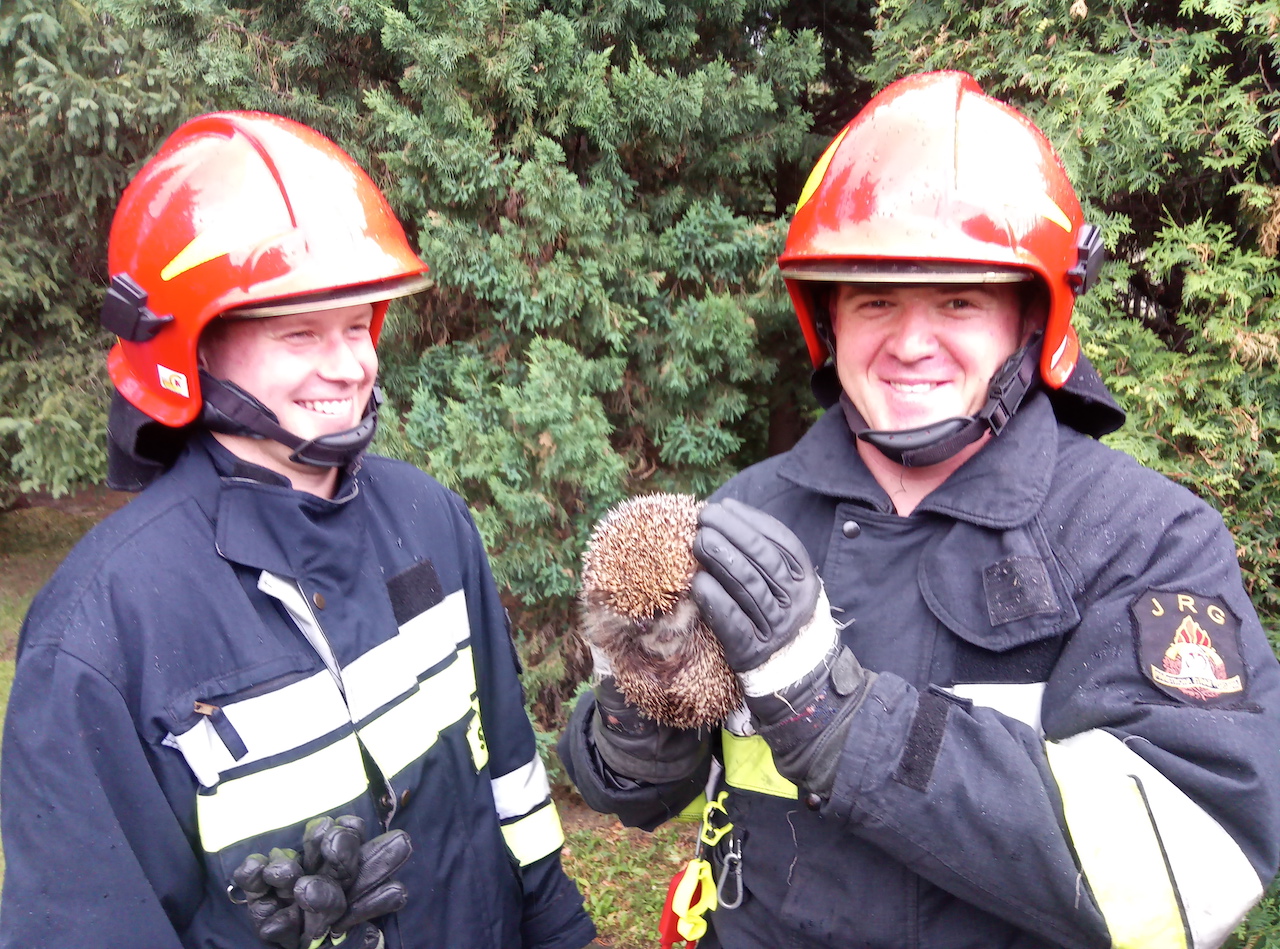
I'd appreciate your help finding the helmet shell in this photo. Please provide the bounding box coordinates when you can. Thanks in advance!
[105,111,428,426]
[780,71,1085,388]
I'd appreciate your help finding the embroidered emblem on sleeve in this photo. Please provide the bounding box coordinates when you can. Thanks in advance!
[1132,591,1246,706]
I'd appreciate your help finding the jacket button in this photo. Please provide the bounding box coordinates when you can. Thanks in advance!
[842,520,861,539]
[312,592,326,609]
[804,792,822,811]
[399,789,411,808]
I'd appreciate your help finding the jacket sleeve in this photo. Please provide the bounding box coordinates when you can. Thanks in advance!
[821,487,1280,949]
[449,494,597,949]
[0,642,203,949]
[557,691,713,832]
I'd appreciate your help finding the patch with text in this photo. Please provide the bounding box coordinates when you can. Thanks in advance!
[1133,590,1245,706]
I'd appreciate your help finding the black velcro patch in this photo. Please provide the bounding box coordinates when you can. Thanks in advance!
[892,688,958,792]
[1133,590,1246,707]
[953,634,1064,685]
[982,556,1060,626]
[386,559,444,626]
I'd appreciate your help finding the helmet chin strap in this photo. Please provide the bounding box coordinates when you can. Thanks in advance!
[198,370,380,469]
[842,335,1043,468]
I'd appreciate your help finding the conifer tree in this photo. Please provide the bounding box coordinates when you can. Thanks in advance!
[0,0,187,501]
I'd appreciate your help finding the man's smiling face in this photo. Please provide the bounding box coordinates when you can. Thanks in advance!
[199,302,377,480]
[831,283,1026,432]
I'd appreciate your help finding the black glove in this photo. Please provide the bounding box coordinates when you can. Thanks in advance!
[589,650,708,784]
[691,498,821,672]
[691,499,875,797]
[233,851,305,949]
[231,817,412,949]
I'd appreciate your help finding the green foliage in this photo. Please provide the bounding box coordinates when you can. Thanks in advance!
[366,0,821,708]
[0,0,190,502]
[866,0,1280,637]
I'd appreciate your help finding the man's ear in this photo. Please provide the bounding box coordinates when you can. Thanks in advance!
[1020,281,1050,344]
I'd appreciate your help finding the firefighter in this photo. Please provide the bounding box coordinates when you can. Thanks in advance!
[1,112,596,949]
[561,71,1280,948]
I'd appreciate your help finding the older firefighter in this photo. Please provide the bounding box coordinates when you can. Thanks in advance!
[561,71,1280,948]
[1,112,596,949]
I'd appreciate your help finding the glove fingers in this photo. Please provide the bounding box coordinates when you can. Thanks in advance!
[349,830,413,902]
[303,817,335,874]
[264,848,303,895]
[333,880,409,934]
[692,525,779,634]
[691,569,773,663]
[296,874,348,945]
[715,499,813,577]
[696,504,801,600]
[320,826,362,883]
[233,853,271,898]
[335,815,366,839]
[258,902,303,949]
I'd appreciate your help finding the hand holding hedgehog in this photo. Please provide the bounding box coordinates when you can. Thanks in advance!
[578,494,875,800]
[690,498,877,799]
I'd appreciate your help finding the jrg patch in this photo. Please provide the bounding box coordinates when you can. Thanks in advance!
[1132,590,1245,706]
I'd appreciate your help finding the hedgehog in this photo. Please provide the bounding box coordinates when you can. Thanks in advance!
[577,493,742,730]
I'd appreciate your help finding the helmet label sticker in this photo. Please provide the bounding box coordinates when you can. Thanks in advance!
[157,365,190,398]
[1132,591,1245,706]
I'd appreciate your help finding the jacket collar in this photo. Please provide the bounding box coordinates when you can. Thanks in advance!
[171,434,364,577]
[778,391,1059,528]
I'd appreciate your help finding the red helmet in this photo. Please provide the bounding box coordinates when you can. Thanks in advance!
[103,111,428,427]
[779,71,1102,389]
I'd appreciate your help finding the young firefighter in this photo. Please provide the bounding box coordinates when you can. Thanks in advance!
[1,112,597,949]
[561,72,1280,948]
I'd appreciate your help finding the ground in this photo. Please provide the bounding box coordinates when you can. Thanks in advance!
[0,486,693,948]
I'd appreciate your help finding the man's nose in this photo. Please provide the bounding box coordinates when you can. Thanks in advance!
[318,335,368,382]
[884,304,938,361]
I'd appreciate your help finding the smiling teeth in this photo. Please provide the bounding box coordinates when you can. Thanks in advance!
[891,383,936,393]
[298,399,352,415]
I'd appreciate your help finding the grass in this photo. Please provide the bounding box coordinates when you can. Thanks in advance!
[559,804,700,948]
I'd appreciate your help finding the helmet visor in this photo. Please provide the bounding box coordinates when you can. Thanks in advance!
[221,272,430,319]
[780,261,1034,285]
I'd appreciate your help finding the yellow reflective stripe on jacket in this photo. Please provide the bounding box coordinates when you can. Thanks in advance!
[500,800,565,867]
[1045,733,1187,949]
[1046,729,1261,948]
[721,732,797,799]
[196,732,369,853]
[356,649,478,781]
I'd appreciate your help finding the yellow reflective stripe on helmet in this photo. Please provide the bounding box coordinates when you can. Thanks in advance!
[356,648,477,782]
[1045,733,1187,949]
[795,126,851,212]
[721,732,797,799]
[500,800,566,867]
[197,732,368,853]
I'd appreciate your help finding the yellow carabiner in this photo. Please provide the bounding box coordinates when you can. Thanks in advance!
[673,858,718,941]
[699,791,733,848]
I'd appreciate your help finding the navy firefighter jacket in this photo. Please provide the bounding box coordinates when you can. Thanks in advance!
[0,435,596,949]
[563,391,1280,949]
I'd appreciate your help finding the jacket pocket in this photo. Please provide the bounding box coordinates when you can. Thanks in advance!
[918,519,1079,653]
[161,653,342,788]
